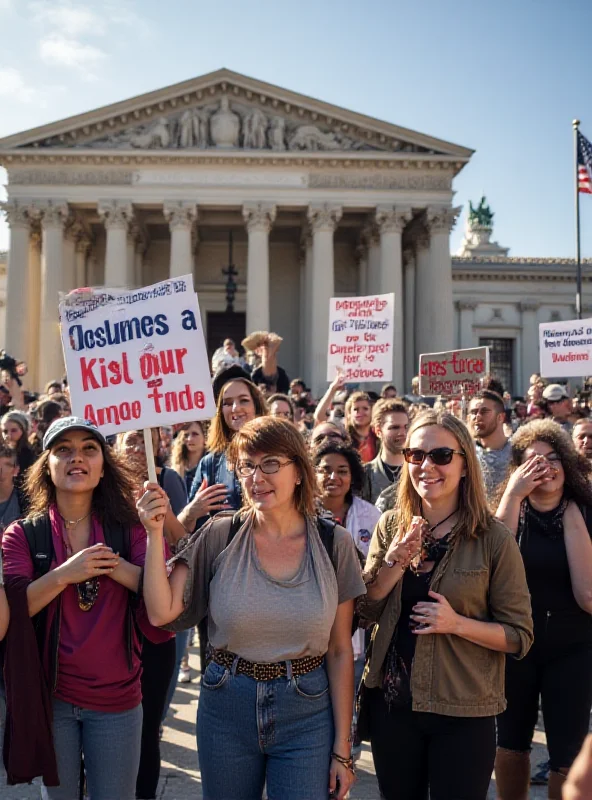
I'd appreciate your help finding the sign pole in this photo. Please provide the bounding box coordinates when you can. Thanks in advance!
[574,119,583,320]
[143,428,158,485]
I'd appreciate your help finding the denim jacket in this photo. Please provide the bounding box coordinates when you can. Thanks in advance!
[189,451,242,530]
[358,513,533,717]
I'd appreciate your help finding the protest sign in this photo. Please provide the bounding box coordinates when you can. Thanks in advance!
[327,293,394,382]
[539,318,592,378]
[419,346,490,397]
[60,275,216,437]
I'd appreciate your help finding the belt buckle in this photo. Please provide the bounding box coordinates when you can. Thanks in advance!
[252,662,268,681]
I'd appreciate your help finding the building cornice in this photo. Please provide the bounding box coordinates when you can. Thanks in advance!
[452,255,592,266]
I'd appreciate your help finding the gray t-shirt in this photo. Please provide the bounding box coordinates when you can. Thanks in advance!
[476,439,512,503]
[207,517,365,662]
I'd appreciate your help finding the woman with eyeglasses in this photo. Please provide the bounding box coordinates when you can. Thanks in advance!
[139,416,366,800]
[1,417,160,798]
[495,420,592,800]
[358,411,533,800]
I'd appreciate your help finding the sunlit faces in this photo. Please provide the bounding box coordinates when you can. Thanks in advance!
[311,424,346,448]
[407,426,466,507]
[48,430,105,493]
[468,398,503,438]
[573,421,592,459]
[547,398,571,421]
[377,412,409,455]
[350,400,371,429]
[523,440,564,497]
[1,421,23,448]
[184,423,205,456]
[237,450,300,512]
[221,380,257,432]
[270,399,293,422]
[315,453,351,502]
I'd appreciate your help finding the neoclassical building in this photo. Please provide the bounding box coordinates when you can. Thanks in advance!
[0,68,589,396]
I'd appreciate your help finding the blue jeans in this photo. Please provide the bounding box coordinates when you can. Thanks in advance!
[197,660,334,800]
[162,629,190,722]
[45,699,143,800]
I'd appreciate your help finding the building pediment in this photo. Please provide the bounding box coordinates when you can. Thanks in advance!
[0,68,473,162]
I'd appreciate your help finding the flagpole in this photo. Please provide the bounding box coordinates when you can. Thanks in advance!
[574,119,582,319]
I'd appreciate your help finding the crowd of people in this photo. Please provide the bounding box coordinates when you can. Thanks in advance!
[0,333,591,799]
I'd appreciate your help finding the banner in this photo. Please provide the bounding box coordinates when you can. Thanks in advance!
[327,293,394,382]
[419,346,490,397]
[539,318,592,378]
[60,275,215,435]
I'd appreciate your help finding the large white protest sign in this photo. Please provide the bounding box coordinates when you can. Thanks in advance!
[539,318,592,378]
[327,293,394,382]
[60,275,215,436]
[419,346,490,397]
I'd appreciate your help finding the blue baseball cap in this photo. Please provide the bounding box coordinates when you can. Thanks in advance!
[43,416,107,451]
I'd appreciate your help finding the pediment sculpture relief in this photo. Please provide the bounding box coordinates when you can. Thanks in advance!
[35,95,392,153]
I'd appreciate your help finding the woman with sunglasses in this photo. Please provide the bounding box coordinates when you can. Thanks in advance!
[358,411,532,800]
[1,417,157,799]
[495,420,592,799]
[140,416,366,800]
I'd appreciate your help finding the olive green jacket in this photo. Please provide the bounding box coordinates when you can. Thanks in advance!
[358,513,533,717]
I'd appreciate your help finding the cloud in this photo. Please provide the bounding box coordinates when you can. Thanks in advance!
[39,33,106,79]
[0,67,36,103]
[32,3,105,37]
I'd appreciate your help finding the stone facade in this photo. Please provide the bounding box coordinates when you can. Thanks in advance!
[0,69,586,397]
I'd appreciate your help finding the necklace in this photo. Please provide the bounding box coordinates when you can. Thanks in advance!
[62,512,91,529]
[410,507,458,574]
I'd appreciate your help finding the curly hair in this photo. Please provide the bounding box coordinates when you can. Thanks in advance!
[25,445,139,529]
[311,441,365,501]
[506,419,592,507]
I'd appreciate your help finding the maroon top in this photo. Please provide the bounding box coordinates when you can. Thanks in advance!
[2,505,147,712]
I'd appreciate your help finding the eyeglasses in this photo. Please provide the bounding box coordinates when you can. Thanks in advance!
[236,458,294,478]
[403,447,465,466]
[312,432,345,445]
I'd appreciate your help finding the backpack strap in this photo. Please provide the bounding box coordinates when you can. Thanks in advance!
[226,512,246,547]
[316,516,336,567]
[20,514,53,579]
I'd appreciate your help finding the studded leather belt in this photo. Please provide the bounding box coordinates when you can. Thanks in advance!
[211,649,325,681]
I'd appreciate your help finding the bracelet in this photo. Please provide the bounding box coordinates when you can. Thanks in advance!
[384,557,409,570]
[331,752,355,774]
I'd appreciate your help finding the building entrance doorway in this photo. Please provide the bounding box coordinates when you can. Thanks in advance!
[207,312,246,361]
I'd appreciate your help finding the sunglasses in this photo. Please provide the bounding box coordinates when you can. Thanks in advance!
[403,447,465,466]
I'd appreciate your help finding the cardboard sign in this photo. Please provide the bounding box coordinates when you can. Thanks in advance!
[539,318,592,378]
[419,346,490,397]
[60,275,215,435]
[327,293,394,382]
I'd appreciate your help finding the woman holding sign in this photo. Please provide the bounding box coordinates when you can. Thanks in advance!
[358,411,533,800]
[139,416,366,800]
[180,365,268,533]
[1,417,162,799]
[495,420,592,799]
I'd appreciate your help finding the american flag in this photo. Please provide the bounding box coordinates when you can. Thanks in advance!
[578,130,592,194]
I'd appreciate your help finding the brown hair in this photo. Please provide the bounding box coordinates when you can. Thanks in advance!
[170,421,206,478]
[345,391,372,448]
[506,419,592,507]
[268,393,295,422]
[25,443,139,529]
[207,379,268,454]
[227,416,316,516]
[371,399,409,431]
[0,446,17,465]
[391,410,492,545]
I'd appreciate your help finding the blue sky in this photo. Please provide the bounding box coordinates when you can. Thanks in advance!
[1,0,591,258]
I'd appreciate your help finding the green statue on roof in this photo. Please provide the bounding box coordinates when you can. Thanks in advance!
[468,196,494,228]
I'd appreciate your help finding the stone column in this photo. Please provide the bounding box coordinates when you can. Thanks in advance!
[299,227,313,376]
[39,201,69,387]
[416,207,460,355]
[164,201,198,279]
[403,248,416,389]
[414,234,431,360]
[27,227,42,389]
[62,222,77,294]
[520,299,540,387]
[307,203,342,397]
[98,200,134,288]
[242,203,276,334]
[3,200,33,361]
[456,299,478,349]
[356,243,368,297]
[362,222,381,295]
[75,235,91,289]
[376,206,412,392]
